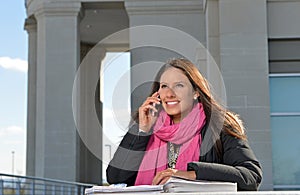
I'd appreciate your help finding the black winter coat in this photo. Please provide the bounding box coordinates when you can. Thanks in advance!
[106,124,262,191]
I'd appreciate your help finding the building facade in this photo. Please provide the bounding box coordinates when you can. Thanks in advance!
[24,0,300,190]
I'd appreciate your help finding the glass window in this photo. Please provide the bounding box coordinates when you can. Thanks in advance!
[268,39,300,74]
[270,75,300,188]
[269,76,300,113]
[269,36,300,190]
[271,115,300,185]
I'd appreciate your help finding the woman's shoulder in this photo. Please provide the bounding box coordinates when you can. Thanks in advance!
[219,130,254,158]
[220,129,249,146]
[220,130,260,164]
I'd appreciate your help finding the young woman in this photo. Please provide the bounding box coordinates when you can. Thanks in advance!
[106,58,262,191]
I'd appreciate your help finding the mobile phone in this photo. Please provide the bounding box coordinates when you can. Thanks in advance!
[150,95,161,117]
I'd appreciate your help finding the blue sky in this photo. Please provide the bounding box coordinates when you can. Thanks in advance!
[0,1,28,175]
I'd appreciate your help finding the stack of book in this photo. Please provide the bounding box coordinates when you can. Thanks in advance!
[163,176,237,193]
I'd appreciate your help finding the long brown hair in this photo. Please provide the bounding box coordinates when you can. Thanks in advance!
[132,58,246,140]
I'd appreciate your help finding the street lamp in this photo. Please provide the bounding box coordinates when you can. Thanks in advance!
[105,144,111,161]
[11,151,15,175]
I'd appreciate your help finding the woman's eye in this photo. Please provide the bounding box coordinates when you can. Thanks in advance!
[160,84,168,89]
[175,83,184,88]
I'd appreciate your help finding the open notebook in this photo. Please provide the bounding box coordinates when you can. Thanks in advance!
[85,184,163,194]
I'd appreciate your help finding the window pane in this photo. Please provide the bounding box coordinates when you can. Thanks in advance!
[269,40,300,61]
[269,76,300,112]
[102,52,131,184]
[271,116,300,185]
[269,61,300,74]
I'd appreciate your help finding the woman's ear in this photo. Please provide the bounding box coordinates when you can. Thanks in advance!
[193,91,200,100]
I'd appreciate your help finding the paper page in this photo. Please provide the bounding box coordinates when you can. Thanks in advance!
[85,184,163,194]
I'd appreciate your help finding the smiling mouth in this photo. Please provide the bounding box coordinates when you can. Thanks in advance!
[166,101,179,105]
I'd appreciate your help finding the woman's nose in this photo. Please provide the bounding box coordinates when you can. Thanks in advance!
[164,87,176,98]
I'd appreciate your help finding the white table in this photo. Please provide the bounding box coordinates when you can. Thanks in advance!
[87,191,300,195]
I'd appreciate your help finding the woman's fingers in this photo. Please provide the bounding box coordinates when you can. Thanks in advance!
[152,169,197,185]
[152,171,170,185]
[140,104,158,114]
[140,97,160,116]
[152,172,165,185]
[152,169,177,185]
[141,96,160,107]
[158,177,171,185]
[138,92,161,132]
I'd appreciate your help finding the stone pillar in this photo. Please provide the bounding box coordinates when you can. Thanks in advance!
[76,45,106,184]
[216,0,273,190]
[125,0,207,111]
[24,16,37,177]
[205,0,220,66]
[33,1,81,181]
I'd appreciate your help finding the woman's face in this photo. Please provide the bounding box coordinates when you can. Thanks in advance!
[158,67,197,123]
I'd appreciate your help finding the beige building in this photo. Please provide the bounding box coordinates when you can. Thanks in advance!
[24,0,300,190]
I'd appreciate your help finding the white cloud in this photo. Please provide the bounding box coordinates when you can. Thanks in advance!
[0,126,25,137]
[0,57,28,72]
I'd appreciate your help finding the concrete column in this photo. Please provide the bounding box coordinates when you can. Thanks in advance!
[217,0,273,190]
[76,45,106,184]
[33,2,81,181]
[125,0,207,111]
[24,16,37,177]
[205,0,220,66]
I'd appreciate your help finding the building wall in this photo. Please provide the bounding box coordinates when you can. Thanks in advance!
[25,0,300,190]
[210,0,272,190]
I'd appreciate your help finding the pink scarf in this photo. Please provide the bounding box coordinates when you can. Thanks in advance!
[135,103,206,185]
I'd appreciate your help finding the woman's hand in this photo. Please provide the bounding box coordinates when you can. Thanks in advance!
[138,92,161,133]
[152,168,196,185]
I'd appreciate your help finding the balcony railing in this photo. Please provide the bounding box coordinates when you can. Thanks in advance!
[0,173,94,195]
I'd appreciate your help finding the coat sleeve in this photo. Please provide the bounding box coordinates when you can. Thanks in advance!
[106,124,150,186]
[187,133,262,191]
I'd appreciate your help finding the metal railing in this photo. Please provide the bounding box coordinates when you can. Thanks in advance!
[0,173,94,195]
